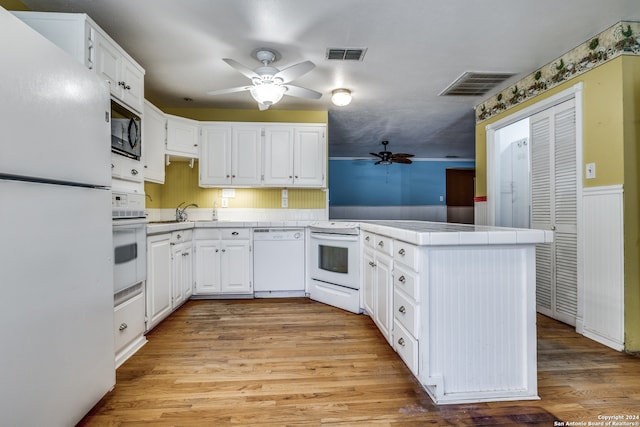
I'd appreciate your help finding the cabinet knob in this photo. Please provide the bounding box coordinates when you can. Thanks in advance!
[232,231,239,235]
[368,261,376,267]
[397,337,405,347]
[398,275,406,283]
[398,305,406,314]
[131,169,139,175]
[226,175,230,178]
[365,236,370,241]
[221,249,226,252]
[378,241,384,248]
[398,248,406,255]
[119,323,128,331]
[215,249,219,253]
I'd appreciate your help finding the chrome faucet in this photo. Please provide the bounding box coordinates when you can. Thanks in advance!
[175,202,199,222]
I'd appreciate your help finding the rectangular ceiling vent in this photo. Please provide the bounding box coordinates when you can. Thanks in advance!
[439,71,516,96]
[326,48,367,61]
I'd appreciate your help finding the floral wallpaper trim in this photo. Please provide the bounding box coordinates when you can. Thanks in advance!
[475,21,640,123]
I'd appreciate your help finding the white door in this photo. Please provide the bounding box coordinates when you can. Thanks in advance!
[294,126,326,187]
[375,252,393,344]
[530,98,579,326]
[221,241,251,293]
[263,126,294,186]
[362,247,375,315]
[194,240,221,294]
[94,33,121,98]
[146,233,173,329]
[200,125,232,186]
[232,126,262,185]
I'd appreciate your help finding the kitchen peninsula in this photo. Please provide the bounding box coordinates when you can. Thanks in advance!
[147,218,551,404]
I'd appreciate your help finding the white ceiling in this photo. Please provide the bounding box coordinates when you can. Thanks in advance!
[19,0,640,158]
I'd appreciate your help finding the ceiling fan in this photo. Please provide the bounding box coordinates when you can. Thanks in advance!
[207,48,322,111]
[370,141,415,165]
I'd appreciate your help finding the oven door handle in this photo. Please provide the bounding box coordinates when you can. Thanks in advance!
[310,233,359,242]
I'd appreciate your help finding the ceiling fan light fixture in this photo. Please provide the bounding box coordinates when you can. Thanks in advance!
[250,83,286,106]
[331,88,352,106]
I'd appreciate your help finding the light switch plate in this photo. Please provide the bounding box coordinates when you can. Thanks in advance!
[282,189,288,198]
[222,189,235,198]
[221,198,229,207]
[586,163,596,179]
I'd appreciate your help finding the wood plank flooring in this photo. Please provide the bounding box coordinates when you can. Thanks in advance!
[79,299,640,426]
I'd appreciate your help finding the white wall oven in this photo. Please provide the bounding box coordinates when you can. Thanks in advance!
[112,191,146,306]
[309,222,361,313]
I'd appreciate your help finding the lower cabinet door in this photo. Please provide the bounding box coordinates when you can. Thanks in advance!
[394,320,419,376]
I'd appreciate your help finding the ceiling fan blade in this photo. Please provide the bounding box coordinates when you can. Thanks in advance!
[274,61,315,83]
[391,153,415,158]
[222,58,260,79]
[283,84,322,100]
[393,158,413,164]
[370,152,384,159]
[207,85,252,95]
[258,102,270,111]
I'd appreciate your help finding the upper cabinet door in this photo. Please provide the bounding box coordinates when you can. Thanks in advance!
[200,124,232,186]
[294,126,326,187]
[263,126,295,186]
[142,100,166,184]
[166,114,200,158]
[232,125,263,186]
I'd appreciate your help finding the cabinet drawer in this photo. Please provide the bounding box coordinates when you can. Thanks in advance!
[374,235,393,256]
[221,228,250,239]
[194,228,221,240]
[362,231,376,249]
[114,293,145,354]
[394,320,419,376]
[394,240,419,271]
[171,229,192,244]
[394,265,419,301]
[394,289,419,337]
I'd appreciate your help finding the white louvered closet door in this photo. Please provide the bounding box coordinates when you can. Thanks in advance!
[530,98,578,326]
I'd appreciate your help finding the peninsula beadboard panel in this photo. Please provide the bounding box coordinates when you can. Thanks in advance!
[581,185,624,350]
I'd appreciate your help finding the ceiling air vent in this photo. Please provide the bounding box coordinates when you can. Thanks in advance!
[326,48,367,61]
[439,71,516,96]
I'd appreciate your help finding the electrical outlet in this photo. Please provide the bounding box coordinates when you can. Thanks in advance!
[282,198,288,208]
[586,163,596,179]
[440,195,444,202]
[282,189,288,198]
[221,198,228,207]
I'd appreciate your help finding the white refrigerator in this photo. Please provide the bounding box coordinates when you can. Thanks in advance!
[0,7,115,427]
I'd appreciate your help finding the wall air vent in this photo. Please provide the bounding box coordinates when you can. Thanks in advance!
[326,48,367,61]
[439,71,516,96]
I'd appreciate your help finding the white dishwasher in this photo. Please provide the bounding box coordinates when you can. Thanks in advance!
[253,228,306,297]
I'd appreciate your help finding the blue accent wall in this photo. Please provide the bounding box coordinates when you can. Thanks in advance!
[328,159,475,206]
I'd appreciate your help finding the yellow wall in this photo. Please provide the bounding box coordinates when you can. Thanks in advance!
[622,56,640,350]
[144,107,328,210]
[475,56,640,351]
[0,0,29,10]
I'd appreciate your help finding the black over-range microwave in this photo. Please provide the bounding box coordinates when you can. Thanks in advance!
[110,100,141,160]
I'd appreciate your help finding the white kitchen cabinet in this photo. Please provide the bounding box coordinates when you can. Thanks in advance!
[263,124,326,187]
[194,228,253,295]
[392,239,421,375]
[362,232,393,345]
[111,153,143,183]
[95,32,144,113]
[13,12,145,114]
[146,232,173,331]
[166,114,200,158]
[171,230,193,308]
[199,123,262,187]
[114,291,146,368]
[142,100,166,183]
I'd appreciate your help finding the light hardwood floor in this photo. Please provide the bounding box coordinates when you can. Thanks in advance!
[80,299,640,426]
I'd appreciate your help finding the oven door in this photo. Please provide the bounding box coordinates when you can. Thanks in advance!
[309,232,360,289]
[113,219,146,295]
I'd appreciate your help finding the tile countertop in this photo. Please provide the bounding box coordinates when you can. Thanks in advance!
[358,220,554,246]
[146,219,553,246]
[146,220,314,235]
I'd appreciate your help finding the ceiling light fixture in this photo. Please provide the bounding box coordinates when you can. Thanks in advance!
[331,88,352,106]
[249,83,286,106]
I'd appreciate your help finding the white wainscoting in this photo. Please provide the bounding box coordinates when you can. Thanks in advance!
[581,185,624,350]
[330,205,447,222]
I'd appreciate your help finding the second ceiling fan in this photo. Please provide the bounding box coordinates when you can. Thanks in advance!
[370,141,414,165]
[207,48,322,110]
